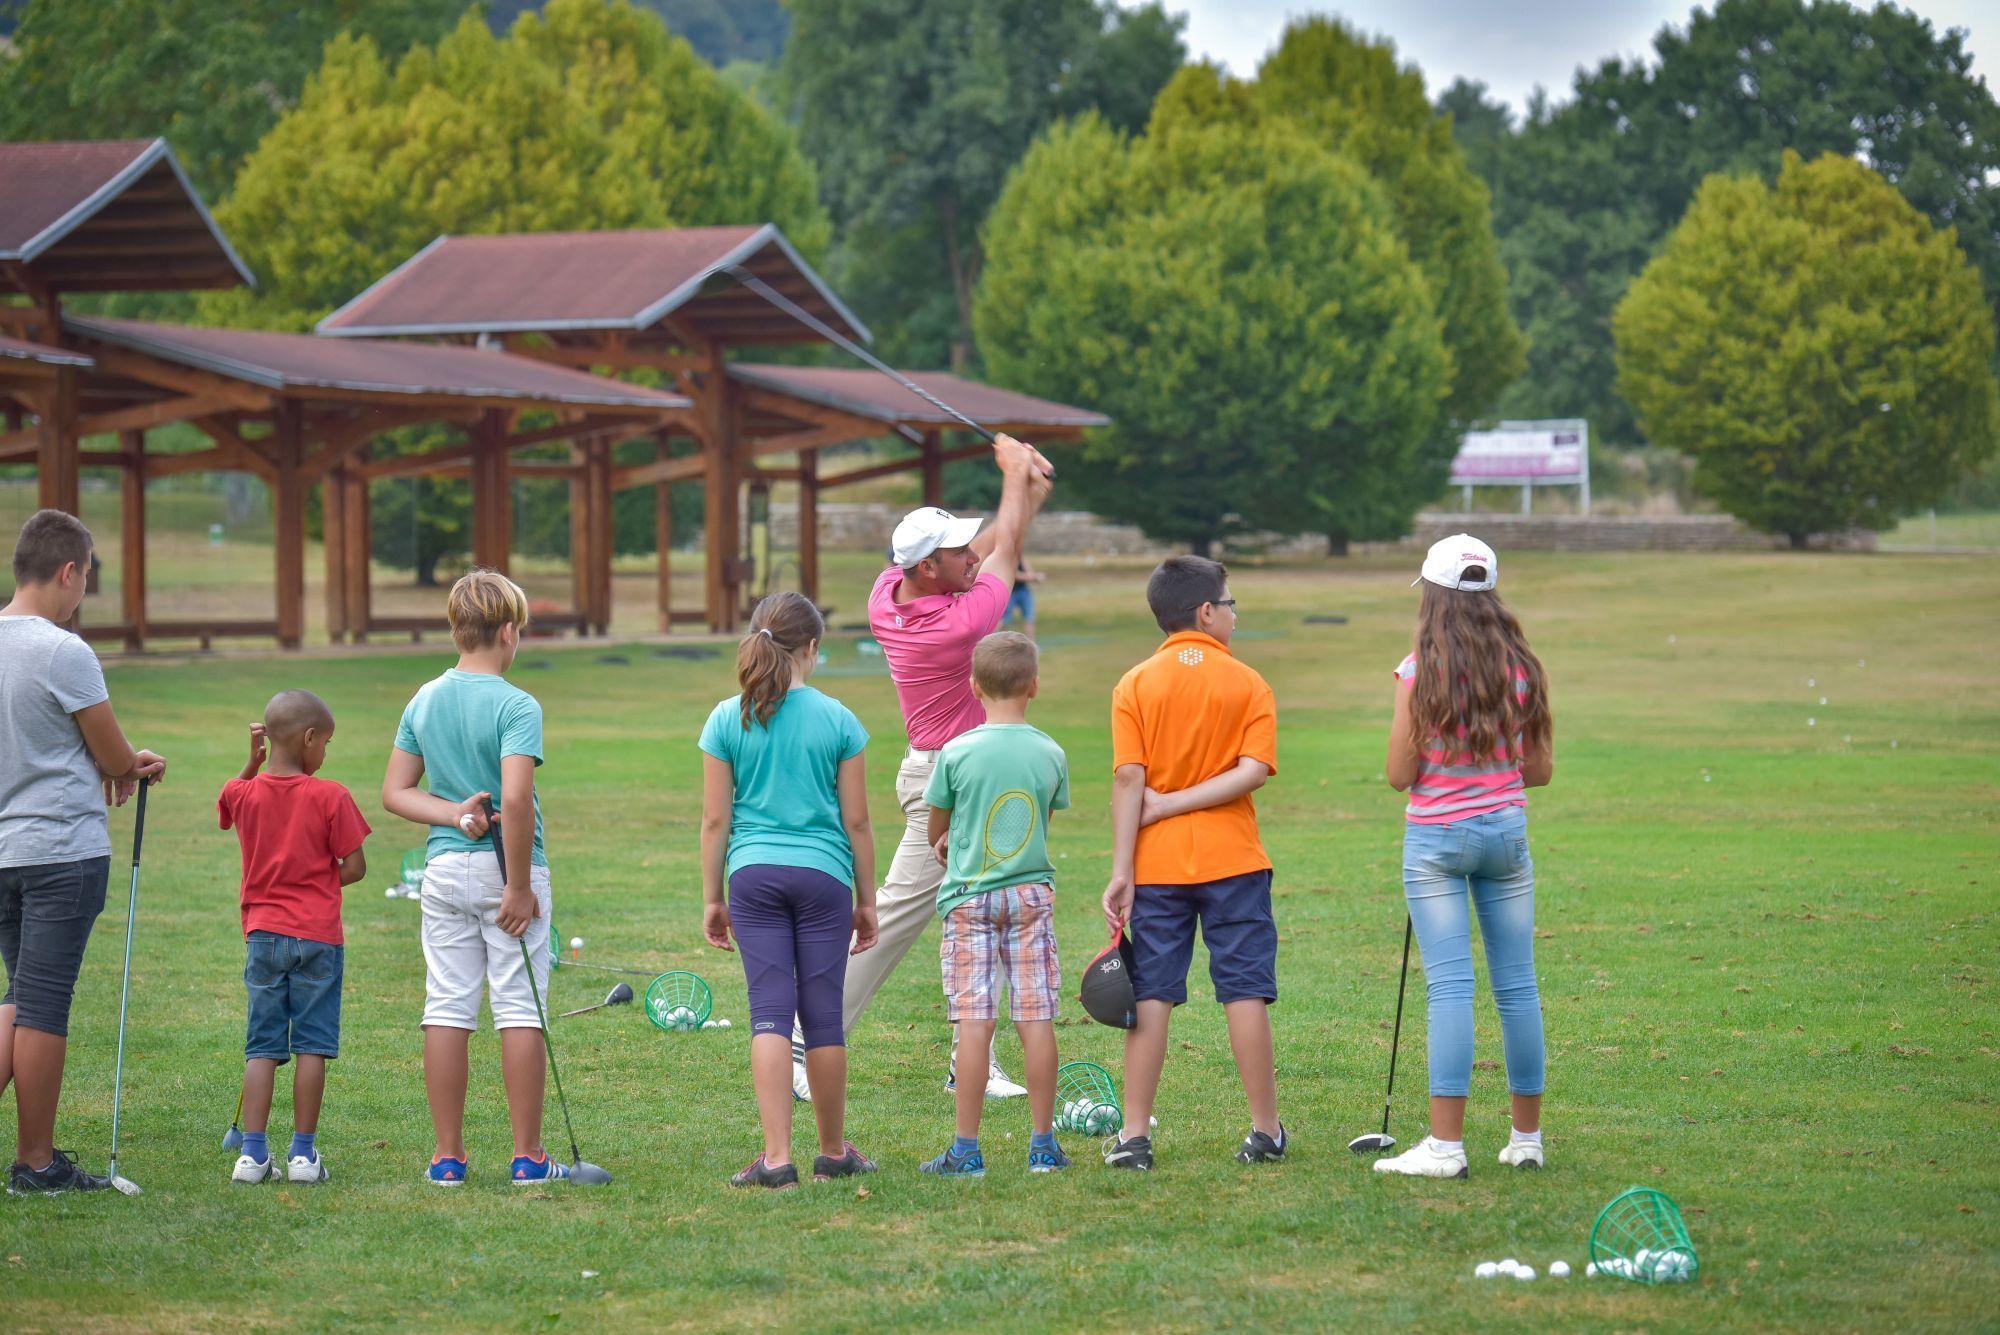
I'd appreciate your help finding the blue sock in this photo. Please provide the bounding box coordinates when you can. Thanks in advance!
[289,1131,316,1160]
[952,1135,979,1158]
[241,1131,268,1163]
[1030,1130,1058,1151]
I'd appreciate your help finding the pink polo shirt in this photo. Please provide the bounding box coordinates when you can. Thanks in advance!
[868,566,1009,750]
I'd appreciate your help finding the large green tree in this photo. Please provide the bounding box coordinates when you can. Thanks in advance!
[1615,152,1998,546]
[783,0,1185,371]
[977,80,1451,554]
[1450,0,2000,447]
[209,0,831,581]
[0,0,459,200]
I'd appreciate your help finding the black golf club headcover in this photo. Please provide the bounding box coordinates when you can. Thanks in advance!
[1080,930,1137,1029]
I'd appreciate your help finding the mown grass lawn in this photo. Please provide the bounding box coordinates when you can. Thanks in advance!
[3,549,1996,1332]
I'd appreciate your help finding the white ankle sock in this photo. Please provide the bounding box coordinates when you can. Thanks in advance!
[1429,1136,1465,1155]
[1511,1127,1543,1145]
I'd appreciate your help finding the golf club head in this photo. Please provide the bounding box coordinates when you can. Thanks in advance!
[568,1159,612,1186]
[1348,1132,1397,1155]
[109,1173,143,1196]
[222,1125,244,1152]
[606,981,634,1007]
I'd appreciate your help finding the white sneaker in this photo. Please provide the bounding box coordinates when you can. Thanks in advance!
[288,1152,329,1184]
[984,1061,1027,1100]
[1497,1138,1545,1169]
[231,1154,279,1184]
[792,1056,813,1103]
[1372,1136,1469,1179]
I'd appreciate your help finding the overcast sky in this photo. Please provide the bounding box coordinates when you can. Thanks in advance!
[1125,1,1991,116]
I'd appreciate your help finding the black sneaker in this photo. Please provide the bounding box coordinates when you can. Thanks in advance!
[7,1149,114,1196]
[729,1153,800,1190]
[1103,1134,1153,1171]
[812,1143,878,1182]
[1235,1124,1289,1164]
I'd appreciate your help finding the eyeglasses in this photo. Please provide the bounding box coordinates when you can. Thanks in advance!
[1186,598,1237,613]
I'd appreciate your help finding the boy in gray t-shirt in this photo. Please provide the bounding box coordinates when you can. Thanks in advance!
[0,509,164,1195]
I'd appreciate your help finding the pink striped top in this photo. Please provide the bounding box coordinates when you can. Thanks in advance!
[1396,653,1528,825]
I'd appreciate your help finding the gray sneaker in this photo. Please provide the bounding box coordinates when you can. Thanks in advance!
[8,1149,114,1196]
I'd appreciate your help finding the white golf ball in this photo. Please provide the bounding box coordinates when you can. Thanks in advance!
[569,936,583,950]
[1500,1258,1518,1273]
[1818,696,1827,706]
[1807,717,1816,727]
[1515,1266,1536,1282]
[1475,1262,1498,1279]
[458,813,477,834]
[1806,678,1815,687]
[385,886,398,898]
[716,1017,730,1028]
[1585,1262,1598,1278]
[1549,1260,1571,1278]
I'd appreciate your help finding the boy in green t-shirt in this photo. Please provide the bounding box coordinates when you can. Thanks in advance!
[920,632,1070,1176]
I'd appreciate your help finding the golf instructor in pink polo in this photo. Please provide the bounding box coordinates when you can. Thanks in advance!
[793,432,1053,1100]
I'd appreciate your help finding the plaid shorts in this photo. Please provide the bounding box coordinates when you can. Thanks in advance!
[940,883,1061,1023]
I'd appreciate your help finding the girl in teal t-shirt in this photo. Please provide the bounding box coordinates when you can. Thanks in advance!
[698,592,879,1189]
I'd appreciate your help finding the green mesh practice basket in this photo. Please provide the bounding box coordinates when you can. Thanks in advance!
[1590,1187,1700,1284]
[547,919,561,971]
[644,971,714,1032]
[398,849,426,888]
[1054,1061,1122,1135]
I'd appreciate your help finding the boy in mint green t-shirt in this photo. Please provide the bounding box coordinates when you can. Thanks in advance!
[921,632,1070,1176]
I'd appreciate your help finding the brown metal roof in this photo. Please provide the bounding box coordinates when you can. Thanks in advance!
[317,224,868,347]
[0,336,94,368]
[0,139,253,293]
[64,316,691,412]
[729,364,1107,432]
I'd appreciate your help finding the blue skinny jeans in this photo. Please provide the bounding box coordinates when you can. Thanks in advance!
[1402,806,1545,1099]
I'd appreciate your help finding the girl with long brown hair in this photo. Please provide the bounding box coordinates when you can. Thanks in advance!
[697,592,879,1188]
[1374,536,1555,1179]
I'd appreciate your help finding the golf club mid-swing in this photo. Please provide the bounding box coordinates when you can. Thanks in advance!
[104,778,152,1196]
[559,981,634,1018]
[485,800,611,1185]
[1349,914,1413,1156]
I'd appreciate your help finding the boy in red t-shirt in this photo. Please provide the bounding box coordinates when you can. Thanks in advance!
[217,690,370,1186]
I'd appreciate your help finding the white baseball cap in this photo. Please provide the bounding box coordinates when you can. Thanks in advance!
[890,507,984,567]
[1414,533,1498,591]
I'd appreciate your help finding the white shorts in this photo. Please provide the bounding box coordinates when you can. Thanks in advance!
[419,850,553,1031]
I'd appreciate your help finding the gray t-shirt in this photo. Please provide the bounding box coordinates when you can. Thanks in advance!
[0,615,112,868]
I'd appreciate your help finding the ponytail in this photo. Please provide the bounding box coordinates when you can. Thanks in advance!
[736,591,826,729]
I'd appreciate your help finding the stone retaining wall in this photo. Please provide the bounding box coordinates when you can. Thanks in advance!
[771,504,1876,556]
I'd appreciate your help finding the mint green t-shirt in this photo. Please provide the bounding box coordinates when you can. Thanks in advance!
[698,686,869,887]
[923,722,1070,918]
[393,669,546,866]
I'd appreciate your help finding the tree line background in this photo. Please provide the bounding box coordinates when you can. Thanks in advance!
[1,0,1994,568]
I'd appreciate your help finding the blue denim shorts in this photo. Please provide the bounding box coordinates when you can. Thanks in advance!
[1128,870,1277,1006]
[244,930,343,1062]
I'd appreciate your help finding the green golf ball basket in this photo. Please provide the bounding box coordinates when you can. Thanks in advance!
[1590,1186,1700,1285]
[398,849,425,889]
[644,971,714,1032]
[1054,1060,1122,1136]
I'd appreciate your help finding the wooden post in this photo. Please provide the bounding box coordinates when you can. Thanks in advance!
[568,440,590,627]
[119,429,146,653]
[272,402,306,650]
[588,438,613,634]
[323,463,349,644]
[36,363,80,514]
[470,410,511,574]
[343,463,372,642]
[654,437,674,633]
[699,344,741,633]
[920,429,944,508]
[799,447,820,606]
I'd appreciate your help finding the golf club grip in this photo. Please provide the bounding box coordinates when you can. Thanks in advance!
[130,776,149,865]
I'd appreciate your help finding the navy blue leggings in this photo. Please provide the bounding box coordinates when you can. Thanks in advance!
[728,865,852,1049]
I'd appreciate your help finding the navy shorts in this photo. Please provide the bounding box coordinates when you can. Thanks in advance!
[0,857,110,1037]
[244,930,343,1063]
[1128,870,1277,1006]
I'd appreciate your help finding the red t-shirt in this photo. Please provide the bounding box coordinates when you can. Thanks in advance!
[217,774,372,946]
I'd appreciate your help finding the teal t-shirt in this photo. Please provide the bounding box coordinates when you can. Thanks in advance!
[393,669,547,866]
[923,722,1070,918]
[698,686,869,887]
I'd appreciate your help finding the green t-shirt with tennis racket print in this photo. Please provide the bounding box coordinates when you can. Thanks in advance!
[923,722,1070,919]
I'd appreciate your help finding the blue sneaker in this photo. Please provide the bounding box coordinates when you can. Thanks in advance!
[428,1154,469,1187]
[1028,1141,1072,1173]
[919,1144,985,1178]
[511,1152,572,1184]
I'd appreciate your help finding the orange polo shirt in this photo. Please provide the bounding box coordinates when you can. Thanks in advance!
[1110,630,1278,886]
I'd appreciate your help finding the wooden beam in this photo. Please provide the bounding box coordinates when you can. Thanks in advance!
[192,416,279,476]
[37,363,80,514]
[612,452,706,489]
[655,439,673,634]
[87,347,274,413]
[272,401,306,649]
[355,440,476,480]
[921,430,944,506]
[736,387,887,442]
[799,448,819,606]
[144,444,266,479]
[343,461,372,643]
[300,407,453,480]
[469,409,511,574]
[76,392,237,440]
[324,463,349,644]
[0,425,37,463]
[509,345,705,374]
[120,430,146,653]
[822,442,988,489]
[699,340,740,633]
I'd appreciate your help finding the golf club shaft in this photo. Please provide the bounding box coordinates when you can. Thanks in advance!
[722,265,998,444]
[1380,914,1412,1136]
[487,801,585,1166]
[110,779,149,1176]
[559,1000,613,1018]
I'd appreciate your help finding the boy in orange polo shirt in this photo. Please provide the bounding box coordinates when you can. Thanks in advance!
[1100,556,1283,1171]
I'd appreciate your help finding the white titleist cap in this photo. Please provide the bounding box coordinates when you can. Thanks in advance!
[1414,533,1498,591]
[891,507,984,567]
